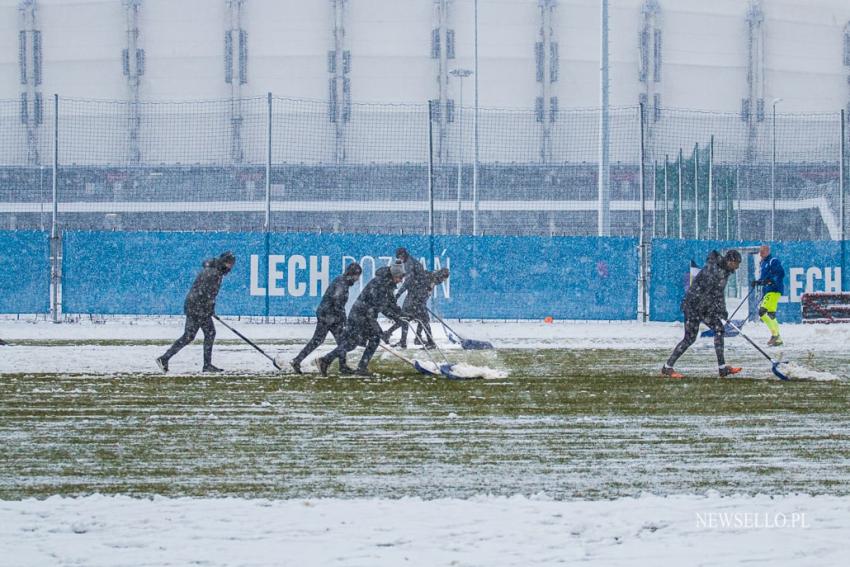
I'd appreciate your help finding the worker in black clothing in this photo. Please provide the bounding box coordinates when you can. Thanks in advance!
[661,249,742,379]
[396,247,425,280]
[156,251,236,373]
[384,267,450,349]
[290,262,362,374]
[318,260,406,377]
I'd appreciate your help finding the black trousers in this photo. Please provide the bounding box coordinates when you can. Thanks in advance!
[666,314,725,368]
[384,303,430,345]
[321,323,380,371]
[293,318,344,364]
[163,312,216,367]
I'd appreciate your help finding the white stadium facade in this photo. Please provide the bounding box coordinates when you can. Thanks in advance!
[1,0,849,238]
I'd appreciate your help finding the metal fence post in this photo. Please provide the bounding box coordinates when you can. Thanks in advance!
[841,109,846,292]
[639,103,648,322]
[694,143,700,239]
[427,102,435,268]
[652,160,657,237]
[264,92,272,322]
[664,155,669,238]
[678,148,684,239]
[735,163,741,240]
[841,109,846,242]
[50,93,61,323]
[708,134,715,239]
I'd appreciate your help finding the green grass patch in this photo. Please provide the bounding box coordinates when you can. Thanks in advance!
[2,348,848,500]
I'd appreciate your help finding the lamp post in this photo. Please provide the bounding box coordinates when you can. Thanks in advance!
[450,69,473,235]
[771,97,782,240]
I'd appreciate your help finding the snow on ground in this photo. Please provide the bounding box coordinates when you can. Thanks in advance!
[1,316,848,376]
[3,316,850,350]
[2,317,848,565]
[1,494,847,567]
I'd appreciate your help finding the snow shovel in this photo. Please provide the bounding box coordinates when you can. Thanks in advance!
[213,315,283,371]
[378,341,441,377]
[427,307,493,350]
[725,320,789,380]
[412,319,468,380]
[701,288,755,338]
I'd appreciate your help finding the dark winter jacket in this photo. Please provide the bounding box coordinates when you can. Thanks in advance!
[681,250,734,320]
[758,255,785,295]
[184,257,232,317]
[402,255,426,282]
[343,267,404,345]
[398,269,439,310]
[316,275,352,323]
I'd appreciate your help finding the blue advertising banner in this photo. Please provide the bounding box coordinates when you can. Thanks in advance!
[650,238,847,323]
[62,231,639,320]
[430,235,637,320]
[62,231,269,315]
[0,230,49,314]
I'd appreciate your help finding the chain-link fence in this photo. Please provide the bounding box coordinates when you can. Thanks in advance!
[1,96,846,241]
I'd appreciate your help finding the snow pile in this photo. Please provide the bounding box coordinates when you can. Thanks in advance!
[447,362,509,380]
[413,360,508,379]
[782,361,844,382]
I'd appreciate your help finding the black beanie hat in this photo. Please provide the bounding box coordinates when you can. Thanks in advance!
[344,262,362,277]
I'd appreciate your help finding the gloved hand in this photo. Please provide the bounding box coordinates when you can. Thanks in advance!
[751,279,764,288]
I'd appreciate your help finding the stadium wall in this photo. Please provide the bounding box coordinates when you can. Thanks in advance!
[1,0,848,111]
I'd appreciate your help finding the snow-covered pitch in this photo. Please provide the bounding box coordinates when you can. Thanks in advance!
[1,317,848,566]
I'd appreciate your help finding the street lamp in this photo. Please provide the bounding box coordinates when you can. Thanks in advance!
[771,97,782,240]
[450,68,473,235]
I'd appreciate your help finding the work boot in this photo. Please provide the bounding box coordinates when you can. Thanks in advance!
[661,365,684,379]
[423,341,437,350]
[317,357,330,377]
[392,341,407,349]
[355,366,372,377]
[767,336,783,347]
[202,364,224,373]
[339,364,355,375]
[155,356,169,374]
[413,337,422,346]
[290,360,302,375]
[719,365,742,378]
